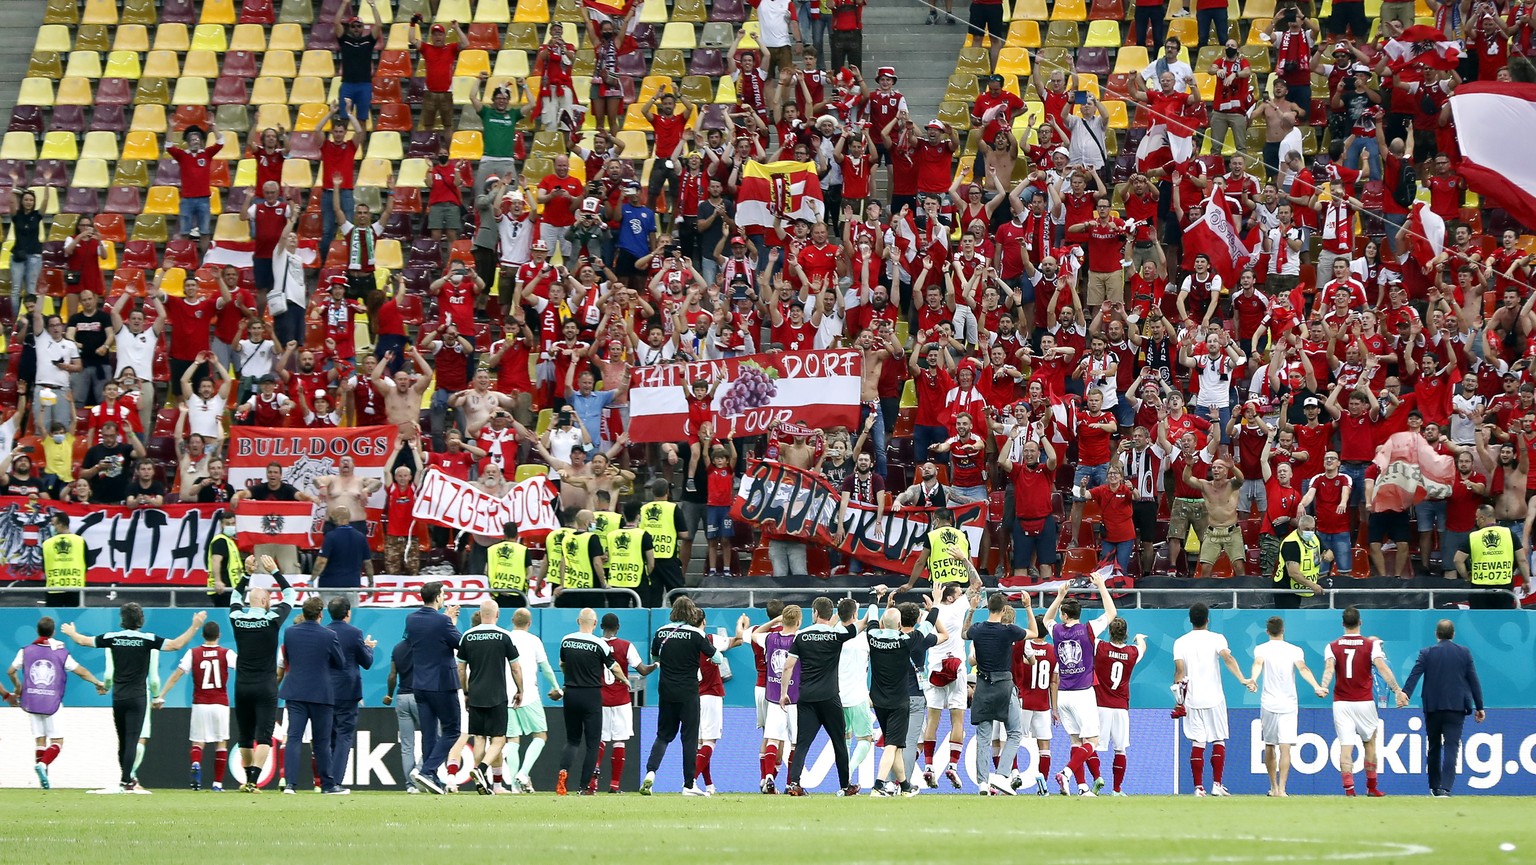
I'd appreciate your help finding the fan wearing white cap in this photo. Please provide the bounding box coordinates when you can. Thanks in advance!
[569,196,610,263]
[495,188,535,293]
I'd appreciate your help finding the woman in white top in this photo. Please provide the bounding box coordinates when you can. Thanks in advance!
[179,352,233,444]
[542,405,591,466]
[234,318,277,402]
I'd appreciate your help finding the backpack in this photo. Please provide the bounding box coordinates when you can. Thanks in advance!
[1392,160,1418,210]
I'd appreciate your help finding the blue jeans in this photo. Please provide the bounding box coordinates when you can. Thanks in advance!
[1196,8,1228,44]
[415,689,462,776]
[1345,133,1382,181]
[1101,539,1133,571]
[1383,212,1408,255]
[1193,403,1234,444]
[1011,516,1060,570]
[1319,531,1352,577]
[283,700,335,790]
[795,1,827,65]
[10,253,41,309]
[860,402,888,478]
[1074,463,1109,500]
[913,424,949,465]
[274,306,306,349]
[339,81,373,126]
[179,196,211,238]
[1113,395,1136,427]
[320,188,356,263]
[1340,462,1367,507]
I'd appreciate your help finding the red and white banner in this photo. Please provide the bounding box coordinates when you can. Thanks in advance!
[1184,190,1249,286]
[735,160,826,229]
[626,350,862,443]
[1405,201,1445,267]
[0,499,222,585]
[411,467,560,538]
[731,461,987,575]
[1370,431,1454,513]
[203,239,255,270]
[234,500,319,548]
[1382,25,1462,71]
[1452,82,1536,231]
[227,425,398,548]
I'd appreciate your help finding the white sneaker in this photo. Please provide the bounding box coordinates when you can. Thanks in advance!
[988,773,1017,795]
[90,786,124,795]
[1211,783,1231,797]
[682,784,709,796]
[1110,790,1129,796]
[705,784,717,795]
[1194,786,1207,797]
[283,788,297,795]
[405,786,419,794]
[516,774,534,794]
[1054,771,1072,795]
[1078,788,1097,797]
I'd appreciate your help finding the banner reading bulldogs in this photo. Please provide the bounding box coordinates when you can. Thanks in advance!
[626,349,862,443]
[0,499,221,585]
[227,425,398,547]
[731,460,988,575]
[411,467,560,538]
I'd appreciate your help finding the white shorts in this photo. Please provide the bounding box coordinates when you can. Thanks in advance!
[1098,707,1130,751]
[699,695,723,741]
[764,700,797,743]
[601,704,633,742]
[1019,708,1052,741]
[755,685,767,729]
[189,704,231,744]
[924,676,967,711]
[1181,705,1230,744]
[1057,689,1100,739]
[1260,708,1298,745]
[1332,700,1380,748]
[27,712,57,739]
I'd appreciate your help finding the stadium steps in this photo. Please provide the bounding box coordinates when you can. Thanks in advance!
[0,1,47,118]
[859,0,968,120]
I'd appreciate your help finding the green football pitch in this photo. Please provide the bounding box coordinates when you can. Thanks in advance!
[2,791,1534,864]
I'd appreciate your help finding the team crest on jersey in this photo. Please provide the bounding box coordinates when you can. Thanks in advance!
[770,649,788,677]
[27,659,57,688]
[1058,639,1083,669]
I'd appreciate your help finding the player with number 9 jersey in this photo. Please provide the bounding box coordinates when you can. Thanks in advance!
[1093,627,1144,795]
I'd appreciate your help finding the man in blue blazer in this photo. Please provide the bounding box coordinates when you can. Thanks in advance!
[1402,619,1485,797]
[327,596,375,790]
[404,580,462,794]
[280,596,348,794]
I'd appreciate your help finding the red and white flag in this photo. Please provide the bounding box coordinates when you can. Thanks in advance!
[1382,24,1462,71]
[1370,431,1455,512]
[1452,82,1536,230]
[234,500,318,548]
[734,160,826,229]
[627,350,861,442]
[1405,201,1446,267]
[203,239,255,269]
[1182,190,1249,286]
[583,0,644,54]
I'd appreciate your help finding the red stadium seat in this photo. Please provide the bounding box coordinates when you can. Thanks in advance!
[240,0,276,24]
[120,240,160,269]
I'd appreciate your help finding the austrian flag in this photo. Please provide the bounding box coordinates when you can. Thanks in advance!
[734,160,825,228]
[234,500,319,548]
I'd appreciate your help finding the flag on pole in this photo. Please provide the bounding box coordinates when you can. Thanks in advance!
[734,160,826,228]
[1405,201,1445,267]
[1452,82,1536,230]
[234,500,319,548]
[1182,189,1248,286]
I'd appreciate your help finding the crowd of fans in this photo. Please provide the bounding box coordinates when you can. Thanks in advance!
[3,0,1536,606]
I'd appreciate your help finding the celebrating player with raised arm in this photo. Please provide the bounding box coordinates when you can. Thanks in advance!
[1319,606,1406,797]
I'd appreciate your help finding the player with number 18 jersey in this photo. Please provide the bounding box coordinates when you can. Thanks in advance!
[1012,634,1057,794]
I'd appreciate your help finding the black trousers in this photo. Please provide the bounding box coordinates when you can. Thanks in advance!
[113,695,147,785]
[561,686,604,781]
[45,590,80,607]
[789,698,850,788]
[1425,710,1466,794]
[234,683,279,749]
[646,696,701,787]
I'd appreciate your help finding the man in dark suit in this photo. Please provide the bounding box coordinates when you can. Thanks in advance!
[327,596,375,790]
[404,580,462,794]
[279,596,348,794]
[1401,619,1485,798]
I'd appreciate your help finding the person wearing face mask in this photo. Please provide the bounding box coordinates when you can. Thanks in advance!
[207,510,246,608]
[1208,41,1253,153]
[1273,514,1331,608]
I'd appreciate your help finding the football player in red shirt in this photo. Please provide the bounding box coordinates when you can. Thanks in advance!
[159,621,236,791]
[1011,612,1058,795]
[1093,619,1145,796]
[1319,606,1407,797]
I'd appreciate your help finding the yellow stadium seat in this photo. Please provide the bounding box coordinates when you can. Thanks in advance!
[279,0,315,24]
[367,131,405,160]
[553,0,583,22]
[153,24,191,53]
[172,77,211,105]
[81,0,118,25]
[660,22,696,49]
[956,47,991,75]
[492,49,530,78]
[370,0,399,23]
[356,158,393,187]
[1113,46,1149,73]
[66,50,103,79]
[113,25,151,53]
[40,131,78,161]
[17,78,55,107]
[996,47,1032,76]
[1007,20,1041,48]
[268,23,306,52]
[184,50,221,79]
[621,104,652,133]
[455,49,492,78]
[1084,20,1120,47]
[29,51,64,80]
[450,76,478,105]
[104,50,143,79]
[385,23,413,50]
[1242,0,1275,16]
[80,131,120,161]
[229,24,267,52]
[438,0,474,18]
[1051,0,1087,20]
[143,186,180,215]
[1166,16,1197,45]
[130,104,167,132]
[397,158,429,187]
[1012,0,1048,18]
[121,130,161,161]
[1101,99,1128,128]
[72,158,111,189]
[2,133,38,162]
[293,103,331,131]
[44,0,79,25]
[130,214,168,242]
[675,0,706,21]
[476,0,513,21]
[714,75,736,104]
[214,213,248,241]
[251,77,290,105]
[514,0,550,23]
[192,25,229,53]
[1194,72,1217,101]
[289,77,328,105]
[261,50,299,78]
[1044,21,1080,46]
[254,104,293,131]
[299,50,336,78]
[280,158,313,187]
[233,158,257,188]
[450,130,484,160]
[201,0,238,24]
[142,50,181,79]
[35,25,72,53]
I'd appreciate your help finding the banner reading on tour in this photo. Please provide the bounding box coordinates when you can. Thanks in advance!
[0,499,221,585]
[227,425,398,546]
[626,350,862,443]
[411,467,560,538]
[730,460,988,575]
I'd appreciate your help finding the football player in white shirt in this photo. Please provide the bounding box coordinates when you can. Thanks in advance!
[506,608,562,793]
[1171,603,1254,797]
[1247,616,1326,796]
[836,599,879,776]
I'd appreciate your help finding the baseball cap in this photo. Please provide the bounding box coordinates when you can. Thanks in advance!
[1303,397,1321,407]
[729,234,746,245]
[314,389,329,400]
[431,23,445,33]
[531,240,549,252]
[580,196,601,214]
[258,373,278,385]
[1351,63,1371,74]
[622,179,641,192]
[926,120,945,130]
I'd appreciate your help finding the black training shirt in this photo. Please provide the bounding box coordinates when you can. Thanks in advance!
[457,625,520,707]
[966,620,1030,674]
[559,631,614,689]
[650,622,719,702]
[788,623,857,703]
[96,630,167,700]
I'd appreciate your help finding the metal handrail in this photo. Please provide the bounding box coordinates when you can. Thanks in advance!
[0,583,643,609]
[667,584,1523,610]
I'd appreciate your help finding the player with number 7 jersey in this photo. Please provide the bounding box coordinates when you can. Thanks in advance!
[1321,606,1405,798]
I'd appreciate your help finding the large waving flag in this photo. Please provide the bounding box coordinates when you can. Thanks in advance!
[1182,189,1248,286]
[734,160,826,229]
[583,0,644,54]
[1382,24,1462,71]
[1405,201,1445,267]
[1370,431,1455,513]
[1452,82,1536,231]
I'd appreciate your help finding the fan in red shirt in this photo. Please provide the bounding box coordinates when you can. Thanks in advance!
[166,125,225,245]
[1300,452,1353,576]
[413,21,463,131]
[383,465,420,576]
[1089,464,1137,570]
[1321,608,1405,797]
[913,122,958,196]
[1092,621,1143,796]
